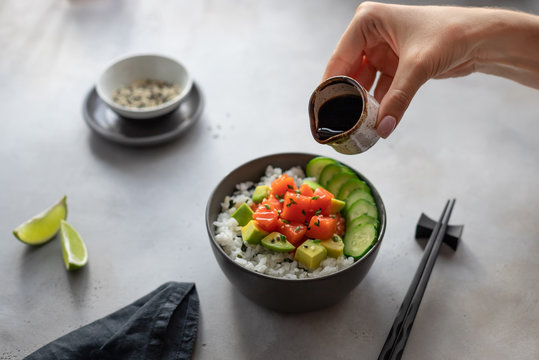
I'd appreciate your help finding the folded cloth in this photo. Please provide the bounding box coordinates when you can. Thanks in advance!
[25,282,199,360]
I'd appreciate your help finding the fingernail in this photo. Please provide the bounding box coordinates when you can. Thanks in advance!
[377,115,396,139]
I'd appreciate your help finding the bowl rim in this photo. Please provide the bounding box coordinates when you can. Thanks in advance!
[205,151,386,282]
[95,53,194,114]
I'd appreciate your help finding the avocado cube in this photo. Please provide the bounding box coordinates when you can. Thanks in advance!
[261,232,295,252]
[321,234,344,258]
[232,203,254,226]
[252,185,270,204]
[329,198,346,214]
[294,240,328,271]
[302,180,321,191]
[241,220,268,245]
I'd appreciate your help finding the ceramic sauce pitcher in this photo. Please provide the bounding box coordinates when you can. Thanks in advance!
[309,76,379,154]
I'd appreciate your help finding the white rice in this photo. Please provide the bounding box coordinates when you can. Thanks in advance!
[214,165,355,279]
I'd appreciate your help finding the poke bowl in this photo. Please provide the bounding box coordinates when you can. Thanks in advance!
[205,153,386,312]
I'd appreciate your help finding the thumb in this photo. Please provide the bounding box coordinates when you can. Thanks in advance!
[376,62,428,138]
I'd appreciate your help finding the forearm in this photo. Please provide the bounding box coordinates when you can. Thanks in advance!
[473,9,539,89]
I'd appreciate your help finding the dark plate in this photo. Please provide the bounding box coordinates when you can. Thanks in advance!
[82,82,204,146]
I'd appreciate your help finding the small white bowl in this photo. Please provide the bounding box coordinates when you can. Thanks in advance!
[96,54,193,120]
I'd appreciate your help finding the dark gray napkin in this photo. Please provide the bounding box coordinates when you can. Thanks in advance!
[25,282,199,360]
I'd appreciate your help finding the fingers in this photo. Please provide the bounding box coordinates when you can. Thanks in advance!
[373,73,393,103]
[356,56,377,91]
[376,60,429,138]
[322,2,430,139]
[365,43,399,77]
[322,13,367,80]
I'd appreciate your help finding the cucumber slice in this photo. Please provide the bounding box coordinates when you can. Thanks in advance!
[326,172,358,197]
[319,164,354,187]
[344,189,375,212]
[318,164,343,187]
[346,199,378,222]
[305,157,338,179]
[348,214,379,231]
[337,179,371,200]
[344,223,377,259]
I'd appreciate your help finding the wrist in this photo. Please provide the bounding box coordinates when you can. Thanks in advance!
[473,9,539,87]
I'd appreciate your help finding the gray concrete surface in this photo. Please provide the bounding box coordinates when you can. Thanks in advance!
[1,1,538,359]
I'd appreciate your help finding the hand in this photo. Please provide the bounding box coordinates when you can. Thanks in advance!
[323,2,539,139]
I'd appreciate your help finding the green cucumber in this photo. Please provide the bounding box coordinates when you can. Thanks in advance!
[346,199,378,222]
[305,158,381,261]
[348,214,379,231]
[326,172,358,198]
[337,179,371,200]
[305,157,338,179]
[319,164,354,187]
[318,164,343,187]
[344,189,375,213]
[344,223,377,259]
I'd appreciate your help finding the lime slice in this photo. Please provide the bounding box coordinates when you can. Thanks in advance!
[60,220,88,271]
[13,196,68,245]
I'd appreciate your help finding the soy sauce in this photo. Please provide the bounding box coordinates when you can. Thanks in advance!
[315,95,363,140]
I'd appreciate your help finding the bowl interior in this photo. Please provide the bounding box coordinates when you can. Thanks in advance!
[97,54,192,112]
[206,152,386,281]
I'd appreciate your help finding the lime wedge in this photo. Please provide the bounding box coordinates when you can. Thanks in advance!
[60,220,88,271]
[13,196,68,245]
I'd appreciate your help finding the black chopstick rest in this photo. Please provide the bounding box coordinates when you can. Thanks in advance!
[415,212,463,251]
[378,199,460,360]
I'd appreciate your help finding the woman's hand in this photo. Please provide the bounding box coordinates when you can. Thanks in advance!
[323,2,539,138]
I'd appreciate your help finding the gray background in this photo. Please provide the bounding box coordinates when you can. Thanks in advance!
[1,0,538,359]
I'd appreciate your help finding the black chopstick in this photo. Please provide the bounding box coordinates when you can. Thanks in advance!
[377,200,449,360]
[378,199,456,360]
[388,199,456,359]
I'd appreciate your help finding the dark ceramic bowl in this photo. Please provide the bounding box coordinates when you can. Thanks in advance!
[205,152,386,313]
